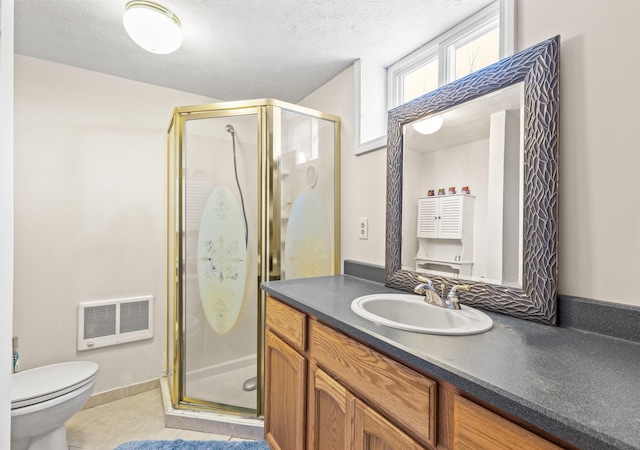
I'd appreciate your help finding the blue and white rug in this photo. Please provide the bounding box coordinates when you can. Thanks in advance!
[113,439,270,450]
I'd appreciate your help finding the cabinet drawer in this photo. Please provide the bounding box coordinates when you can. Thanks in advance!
[266,296,306,352]
[310,320,436,448]
[453,395,562,450]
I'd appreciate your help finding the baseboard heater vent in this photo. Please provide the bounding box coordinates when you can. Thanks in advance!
[78,295,153,351]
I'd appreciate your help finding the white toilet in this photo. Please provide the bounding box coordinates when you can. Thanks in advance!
[11,361,99,450]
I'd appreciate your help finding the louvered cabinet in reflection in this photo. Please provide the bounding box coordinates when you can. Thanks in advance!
[416,195,475,277]
[417,195,474,239]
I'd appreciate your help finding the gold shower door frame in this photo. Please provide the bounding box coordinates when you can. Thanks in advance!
[166,99,341,416]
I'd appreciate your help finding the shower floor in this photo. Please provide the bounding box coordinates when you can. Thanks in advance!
[186,362,257,411]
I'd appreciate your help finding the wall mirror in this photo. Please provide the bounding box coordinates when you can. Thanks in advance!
[385,36,559,325]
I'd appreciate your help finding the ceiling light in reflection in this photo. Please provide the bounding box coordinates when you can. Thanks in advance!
[413,115,444,135]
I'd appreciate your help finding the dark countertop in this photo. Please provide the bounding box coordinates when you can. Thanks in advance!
[261,275,640,450]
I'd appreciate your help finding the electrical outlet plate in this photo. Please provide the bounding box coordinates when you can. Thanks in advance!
[359,217,369,240]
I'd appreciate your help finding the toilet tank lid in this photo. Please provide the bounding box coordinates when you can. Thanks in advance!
[11,361,99,404]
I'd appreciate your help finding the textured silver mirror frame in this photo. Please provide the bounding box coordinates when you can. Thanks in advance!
[386,36,559,325]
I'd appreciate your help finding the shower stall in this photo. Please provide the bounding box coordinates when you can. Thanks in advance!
[166,99,340,418]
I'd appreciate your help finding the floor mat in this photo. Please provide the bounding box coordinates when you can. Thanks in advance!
[113,439,270,450]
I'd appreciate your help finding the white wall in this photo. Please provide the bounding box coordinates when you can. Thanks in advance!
[303,0,640,308]
[517,0,640,306]
[299,66,388,267]
[13,55,217,393]
[1,0,14,446]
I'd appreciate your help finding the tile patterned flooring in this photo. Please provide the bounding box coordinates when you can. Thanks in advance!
[66,388,251,450]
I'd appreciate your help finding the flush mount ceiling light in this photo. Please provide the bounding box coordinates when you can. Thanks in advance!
[413,115,444,135]
[123,1,182,55]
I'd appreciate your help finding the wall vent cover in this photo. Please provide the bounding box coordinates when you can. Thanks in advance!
[78,295,153,351]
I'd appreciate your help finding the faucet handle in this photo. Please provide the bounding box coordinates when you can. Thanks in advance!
[448,285,470,299]
[416,275,434,289]
[416,275,431,283]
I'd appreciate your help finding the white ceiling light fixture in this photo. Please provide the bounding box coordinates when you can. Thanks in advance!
[413,115,444,135]
[123,1,182,55]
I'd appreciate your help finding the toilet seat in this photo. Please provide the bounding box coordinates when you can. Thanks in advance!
[11,361,99,410]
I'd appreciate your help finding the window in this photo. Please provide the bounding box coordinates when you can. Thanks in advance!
[447,18,500,81]
[353,0,514,155]
[403,58,439,104]
[388,0,514,109]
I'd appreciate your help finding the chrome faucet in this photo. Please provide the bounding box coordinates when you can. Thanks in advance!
[445,285,471,310]
[414,276,448,308]
[414,275,470,310]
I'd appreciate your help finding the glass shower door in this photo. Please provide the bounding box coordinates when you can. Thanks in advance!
[180,112,259,413]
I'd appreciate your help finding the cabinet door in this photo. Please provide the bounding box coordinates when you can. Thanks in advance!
[307,364,354,450]
[265,330,307,450]
[417,198,439,238]
[354,399,425,450]
[437,196,463,239]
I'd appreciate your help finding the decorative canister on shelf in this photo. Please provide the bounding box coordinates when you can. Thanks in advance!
[437,188,445,196]
[461,186,471,194]
[448,186,456,195]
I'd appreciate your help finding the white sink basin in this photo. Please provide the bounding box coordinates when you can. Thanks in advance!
[351,293,493,335]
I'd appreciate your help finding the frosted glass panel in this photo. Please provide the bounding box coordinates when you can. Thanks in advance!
[182,113,258,411]
[279,110,336,280]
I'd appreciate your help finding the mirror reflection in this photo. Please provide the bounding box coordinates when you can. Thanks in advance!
[401,83,524,288]
[387,36,559,324]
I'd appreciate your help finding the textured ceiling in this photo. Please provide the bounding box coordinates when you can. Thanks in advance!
[14,0,494,103]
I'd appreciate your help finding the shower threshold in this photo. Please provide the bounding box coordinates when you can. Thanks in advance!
[160,376,264,440]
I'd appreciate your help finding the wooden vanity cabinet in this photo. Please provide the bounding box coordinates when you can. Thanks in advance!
[265,295,570,450]
[264,297,308,450]
[307,351,426,450]
[310,320,435,449]
[307,364,353,449]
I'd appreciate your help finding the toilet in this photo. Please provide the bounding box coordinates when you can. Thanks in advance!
[11,361,99,450]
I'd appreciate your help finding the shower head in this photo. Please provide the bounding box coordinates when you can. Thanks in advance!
[225,124,235,135]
